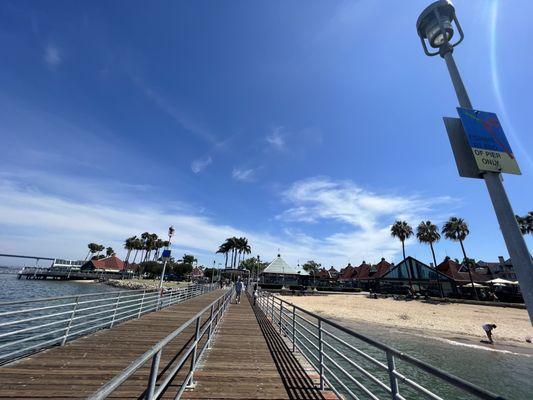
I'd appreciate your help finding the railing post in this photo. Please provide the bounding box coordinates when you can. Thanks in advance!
[292,305,296,352]
[110,292,122,328]
[188,316,202,387]
[146,349,162,399]
[386,351,400,400]
[270,296,274,321]
[318,319,324,390]
[61,296,79,346]
[207,304,215,349]
[138,290,146,318]
[168,289,173,306]
[279,302,283,334]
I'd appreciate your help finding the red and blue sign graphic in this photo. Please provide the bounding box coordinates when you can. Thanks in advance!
[457,108,521,175]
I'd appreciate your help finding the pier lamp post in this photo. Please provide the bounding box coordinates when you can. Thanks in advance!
[416,1,533,323]
[158,226,175,291]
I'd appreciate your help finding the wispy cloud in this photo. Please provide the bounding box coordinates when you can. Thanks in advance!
[191,156,212,173]
[232,167,255,182]
[44,44,62,69]
[266,127,286,151]
[0,173,456,268]
[279,177,454,262]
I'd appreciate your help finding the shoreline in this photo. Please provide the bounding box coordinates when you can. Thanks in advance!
[280,294,533,350]
[104,278,190,290]
[332,315,533,357]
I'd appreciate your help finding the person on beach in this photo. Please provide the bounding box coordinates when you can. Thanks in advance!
[482,323,497,344]
[235,277,244,304]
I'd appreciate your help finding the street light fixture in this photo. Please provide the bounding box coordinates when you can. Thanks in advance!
[416,0,463,55]
[416,1,533,323]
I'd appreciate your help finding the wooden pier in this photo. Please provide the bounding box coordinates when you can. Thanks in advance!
[0,290,335,399]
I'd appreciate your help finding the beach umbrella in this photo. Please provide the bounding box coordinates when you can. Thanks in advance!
[462,282,487,288]
[487,278,514,285]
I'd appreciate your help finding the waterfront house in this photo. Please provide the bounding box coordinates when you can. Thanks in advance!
[379,256,458,296]
[339,263,356,284]
[328,266,339,279]
[190,266,205,280]
[356,258,392,290]
[436,257,490,284]
[476,256,517,281]
[81,255,125,272]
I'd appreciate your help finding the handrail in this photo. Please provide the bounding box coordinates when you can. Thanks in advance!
[257,291,506,400]
[88,288,233,400]
[0,283,217,365]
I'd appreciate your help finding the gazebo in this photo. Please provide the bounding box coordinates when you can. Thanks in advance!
[260,254,308,288]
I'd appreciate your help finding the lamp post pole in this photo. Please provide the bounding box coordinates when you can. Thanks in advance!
[159,226,174,292]
[414,0,533,322]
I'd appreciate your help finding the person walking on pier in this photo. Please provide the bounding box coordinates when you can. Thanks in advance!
[235,277,244,304]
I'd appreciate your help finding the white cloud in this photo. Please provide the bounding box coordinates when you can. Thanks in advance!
[266,127,286,151]
[0,173,455,269]
[191,156,212,173]
[232,167,255,182]
[278,177,454,263]
[44,44,62,69]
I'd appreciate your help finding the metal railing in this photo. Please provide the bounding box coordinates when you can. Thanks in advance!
[88,288,233,400]
[257,291,506,400]
[0,283,216,365]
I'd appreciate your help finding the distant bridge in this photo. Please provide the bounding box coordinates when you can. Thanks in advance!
[0,253,55,261]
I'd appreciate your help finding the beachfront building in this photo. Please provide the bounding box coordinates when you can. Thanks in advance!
[259,254,308,288]
[190,266,205,280]
[338,263,356,286]
[436,257,490,285]
[355,258,392,290]
[80,255,125,273]
[476,256,517,281]
[379,256,458,296]
[328,266,339,279]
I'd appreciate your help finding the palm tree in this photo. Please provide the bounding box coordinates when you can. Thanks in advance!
[123,236,137,263]
[140,232,151,262]
[228,237,239,268]
[442,217,478,300]
[516,212,533,235]
[236,237,251,268]
[106,247,114,257]
[416,221,444,297]
[85,243,99,261]
[95,244,105,258]
[390,220,414,292]
[132,238,143,264]
[216,241,231,268]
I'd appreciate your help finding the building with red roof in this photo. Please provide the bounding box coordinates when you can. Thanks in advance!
[81,255,125,272]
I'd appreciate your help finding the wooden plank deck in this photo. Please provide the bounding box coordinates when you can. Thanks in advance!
[0,289,226,399]
[183,294,338,400]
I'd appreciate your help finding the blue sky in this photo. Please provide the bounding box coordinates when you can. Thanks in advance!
[0,0,531,268]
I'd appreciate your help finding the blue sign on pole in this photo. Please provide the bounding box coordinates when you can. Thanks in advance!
[161,249,171,260]
[457,108,521,175]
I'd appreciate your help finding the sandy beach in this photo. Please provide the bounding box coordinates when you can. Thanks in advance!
[280,294,533,345]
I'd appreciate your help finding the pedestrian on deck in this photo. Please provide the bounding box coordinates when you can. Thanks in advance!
[235,277,244,304]
[482,323,497,344]
[253,287,258,306]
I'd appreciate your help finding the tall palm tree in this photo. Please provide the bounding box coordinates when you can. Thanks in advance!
[123,236,137,263]
[132,238,143,264]
[106,247,114,257]
[516,212,533,235]
[416,221,444,297]
[390,220,414,292]
[95,244,105,258]
[442,217,478,300]
[216,241,231,268]
[228,237,239,268]
[85,243,99,260]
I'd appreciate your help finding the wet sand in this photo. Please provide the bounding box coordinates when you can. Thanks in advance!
[280,294,533,348]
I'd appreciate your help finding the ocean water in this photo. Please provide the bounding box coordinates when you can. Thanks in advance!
[292,311,532,400]
[0,267,123,302]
